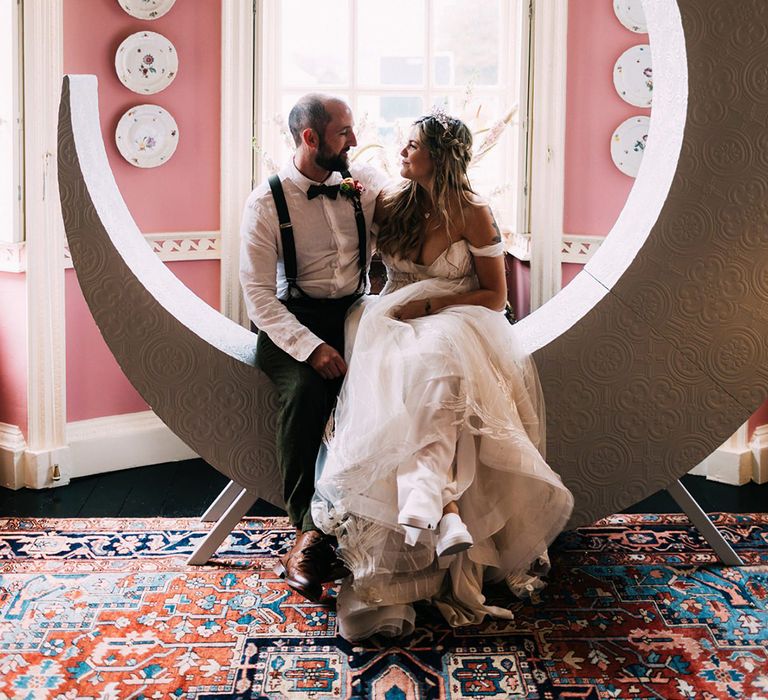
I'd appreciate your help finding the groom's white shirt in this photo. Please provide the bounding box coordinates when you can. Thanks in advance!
[239,160,387,362]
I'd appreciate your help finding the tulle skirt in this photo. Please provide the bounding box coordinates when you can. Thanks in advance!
[311,277,574,641]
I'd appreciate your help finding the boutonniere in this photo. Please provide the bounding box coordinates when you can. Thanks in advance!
[339,177,365,202]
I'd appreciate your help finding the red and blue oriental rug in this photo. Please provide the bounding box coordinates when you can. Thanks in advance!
[0,513,766,699]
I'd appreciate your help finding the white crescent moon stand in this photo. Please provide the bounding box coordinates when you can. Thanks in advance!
[58,0,768,568]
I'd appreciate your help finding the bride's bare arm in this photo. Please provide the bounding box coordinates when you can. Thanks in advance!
[394,203,507,321]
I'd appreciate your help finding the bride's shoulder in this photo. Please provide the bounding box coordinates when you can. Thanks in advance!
[459,196,502,248]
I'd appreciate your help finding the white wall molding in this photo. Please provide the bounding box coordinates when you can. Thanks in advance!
[0,241,26,272]
[147,231,220,261]
[66,411,197,480]
[528,0,568,310]
[24,0,67,488]
[220,0,255,327]
[561,235,605,264]
[1,423,72,491]
[750,425,768,485]
[6,232,223,272]
[0,423,26,489]
[505,231,604,264]
[63,231,222,268]
[23,444,73,490]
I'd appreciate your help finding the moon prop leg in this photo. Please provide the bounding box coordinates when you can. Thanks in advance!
[57,0,768,565]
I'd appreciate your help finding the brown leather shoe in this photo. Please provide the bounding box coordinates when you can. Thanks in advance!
[275,530,330,602]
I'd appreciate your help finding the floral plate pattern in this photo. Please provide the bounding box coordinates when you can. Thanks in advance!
[610,115,650,177]
[613,44,653,107]
[115,31,178,95]
[115,104,179,168]
[118,0,176,20]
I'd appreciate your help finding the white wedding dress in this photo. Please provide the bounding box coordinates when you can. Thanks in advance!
[311,239,574,641]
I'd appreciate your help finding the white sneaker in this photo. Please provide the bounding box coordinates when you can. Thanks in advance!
[436,513,473,557]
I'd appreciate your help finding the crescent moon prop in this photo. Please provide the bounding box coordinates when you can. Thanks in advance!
[57,77,284,511]
[57,0,768,553]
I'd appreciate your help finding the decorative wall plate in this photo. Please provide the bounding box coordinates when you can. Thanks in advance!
[115,32,178,95]
[613,44,653,107]
[613,0,647,33]
[610,115,650,177]
[115,105,179,168]
[118,0,176,20]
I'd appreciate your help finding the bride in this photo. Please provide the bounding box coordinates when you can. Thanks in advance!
[311,110,574,641]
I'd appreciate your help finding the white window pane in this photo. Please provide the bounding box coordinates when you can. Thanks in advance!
[259,92,356,173]
[357,0,426,86]
[355,94,425,176]
[280,1,350,86]
[434,0,501,87]
[443,93,519,225]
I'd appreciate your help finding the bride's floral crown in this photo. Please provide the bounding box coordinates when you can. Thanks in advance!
[429,105,453,132]
[423,106,472,163]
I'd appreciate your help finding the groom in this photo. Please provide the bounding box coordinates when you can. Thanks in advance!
[239,94,387,601]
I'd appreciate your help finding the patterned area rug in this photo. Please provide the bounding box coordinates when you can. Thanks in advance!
[0,514,766,699]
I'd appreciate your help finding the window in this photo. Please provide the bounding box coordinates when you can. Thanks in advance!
[256,0,531,232]
[0,0,24,244]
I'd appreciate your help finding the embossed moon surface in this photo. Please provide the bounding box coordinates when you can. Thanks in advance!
[520,0,768,527]
[57,75,283,508]
[58,0,768,530]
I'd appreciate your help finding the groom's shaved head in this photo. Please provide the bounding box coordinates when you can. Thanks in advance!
[289,93,343,146]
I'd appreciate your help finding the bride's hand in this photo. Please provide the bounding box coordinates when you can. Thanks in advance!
[393,298,432,321]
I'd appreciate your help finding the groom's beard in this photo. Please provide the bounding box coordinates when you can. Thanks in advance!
[315,136,349,172]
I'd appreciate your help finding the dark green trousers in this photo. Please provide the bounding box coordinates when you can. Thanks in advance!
[256,295,356,532]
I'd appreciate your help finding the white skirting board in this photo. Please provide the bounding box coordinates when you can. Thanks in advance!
[3,416,766,490]
[66,411,197,481]
[697,445,755,486]
[690,423,768,486]
[0,423,26,489]
[0,412,197,490]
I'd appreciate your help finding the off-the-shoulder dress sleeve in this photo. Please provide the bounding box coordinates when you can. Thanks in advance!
[467,241,505,257]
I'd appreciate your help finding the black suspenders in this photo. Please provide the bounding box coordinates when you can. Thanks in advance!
[267,174,300,293]
[267,170,367,298]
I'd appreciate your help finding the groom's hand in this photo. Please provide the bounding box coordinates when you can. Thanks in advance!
[308,343,347,379]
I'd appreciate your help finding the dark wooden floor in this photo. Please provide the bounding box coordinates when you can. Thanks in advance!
[0,458,766,518]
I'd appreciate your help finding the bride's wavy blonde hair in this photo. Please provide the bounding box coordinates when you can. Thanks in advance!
[377,113,475,259]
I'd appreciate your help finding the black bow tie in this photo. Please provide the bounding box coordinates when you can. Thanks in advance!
[307,184,340,200]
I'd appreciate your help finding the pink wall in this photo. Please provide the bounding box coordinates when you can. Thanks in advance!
[63,0,221,232]
[749,402,768,436]
[564,0,651,237]
[0,273,27,433]
[515,1,647,320]
[62,0,223,421]
[66,261,221,422]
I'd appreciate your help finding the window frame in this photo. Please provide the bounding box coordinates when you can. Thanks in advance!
[254,0,532,236]
[1,0,25,245]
